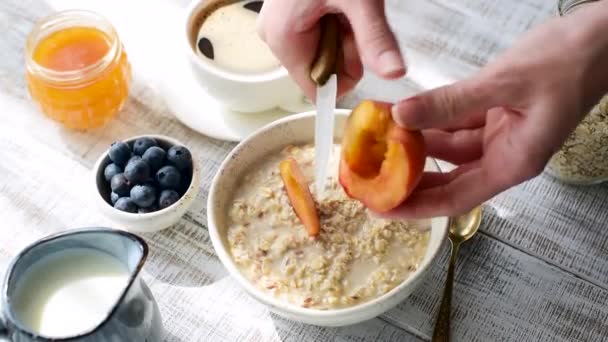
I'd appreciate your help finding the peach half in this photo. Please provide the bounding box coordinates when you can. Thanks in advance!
[339,100,426,212]
[280,157,320,237]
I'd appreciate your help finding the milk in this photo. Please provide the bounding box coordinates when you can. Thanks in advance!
[12,248,129,338]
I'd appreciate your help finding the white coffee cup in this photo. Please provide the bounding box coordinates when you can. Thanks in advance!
[183,0,313,113]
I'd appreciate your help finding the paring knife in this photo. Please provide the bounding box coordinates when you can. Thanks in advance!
[310,15,342,197]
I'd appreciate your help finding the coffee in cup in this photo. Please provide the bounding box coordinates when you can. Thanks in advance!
[184,0,312,113]
[192,0,280,75]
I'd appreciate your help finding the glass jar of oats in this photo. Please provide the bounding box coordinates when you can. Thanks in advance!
[545,0,608,184]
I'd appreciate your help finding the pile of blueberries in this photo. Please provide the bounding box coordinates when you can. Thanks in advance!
[103,137,193,213]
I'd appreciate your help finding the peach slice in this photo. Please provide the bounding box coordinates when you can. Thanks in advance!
[280,157,320,237]
[339,100,426,212]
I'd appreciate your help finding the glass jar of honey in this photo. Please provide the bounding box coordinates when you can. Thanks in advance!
[25,10,131,130]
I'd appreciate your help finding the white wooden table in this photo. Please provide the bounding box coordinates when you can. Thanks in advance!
[2,0,608,341]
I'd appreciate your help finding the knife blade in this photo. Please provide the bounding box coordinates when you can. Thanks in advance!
[310,15,341,197]
[314,74,337,196]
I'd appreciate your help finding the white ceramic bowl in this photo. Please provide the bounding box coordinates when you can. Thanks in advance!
[207,109,449,326]
[93,135,201,233]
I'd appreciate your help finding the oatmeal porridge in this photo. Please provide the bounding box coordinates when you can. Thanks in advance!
[227,144,431,309]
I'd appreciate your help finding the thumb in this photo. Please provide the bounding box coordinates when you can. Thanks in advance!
[391,77,498,129]
[337,0,405,78]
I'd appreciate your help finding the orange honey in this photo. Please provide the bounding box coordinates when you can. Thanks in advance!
[25,11,131,130]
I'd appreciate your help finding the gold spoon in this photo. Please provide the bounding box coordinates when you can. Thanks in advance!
[432,206,483,342]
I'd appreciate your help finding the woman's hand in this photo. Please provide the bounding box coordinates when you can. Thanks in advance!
[388,2,608,219]
[257,0,405,100]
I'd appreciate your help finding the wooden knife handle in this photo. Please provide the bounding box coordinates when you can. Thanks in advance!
[310,15,342,86]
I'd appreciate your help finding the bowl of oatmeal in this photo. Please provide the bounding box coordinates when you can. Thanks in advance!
[207,109,449,326]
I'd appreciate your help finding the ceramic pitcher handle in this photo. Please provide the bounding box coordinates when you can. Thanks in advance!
[0,315,9,341]
[0,301,12,341]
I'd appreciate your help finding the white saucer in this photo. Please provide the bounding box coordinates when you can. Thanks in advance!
[159,35,299,142]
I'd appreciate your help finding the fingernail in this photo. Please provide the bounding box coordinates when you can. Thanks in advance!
[378,50,406,78]
[392,97,424,129]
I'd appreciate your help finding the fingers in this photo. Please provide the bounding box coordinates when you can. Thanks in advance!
[258,0,321,100]
[385,107,546,219]
[335,0,406,78]
[415,160,481,190]
[260,0,399,100]
[337,28,363,98]
[258,1,363,101]
[392,77,500,130]
[423,128,484,165]
[441,111,486,132]
[383,163,498,219]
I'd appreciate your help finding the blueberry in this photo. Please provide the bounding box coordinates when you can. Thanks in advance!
[127,155,141,166]
[137,204,158,214]
[167,146,192,170]
[104,163,122,182]
[125,159,150,184]
[133,137,158,156]
[110,192,120,205]
[114,197,137,213]
[158,190,180,209]
[108,141,131,166]
[156,165,181,189]
[110,173,130,196]
[142,146,166,171]
[130,184,156,208]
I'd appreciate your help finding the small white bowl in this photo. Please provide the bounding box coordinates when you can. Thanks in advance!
[93,135,201,233]
[207,109,449,326]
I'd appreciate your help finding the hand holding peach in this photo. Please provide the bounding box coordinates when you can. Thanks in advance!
[389,1,608,218]
[339,100,426,213]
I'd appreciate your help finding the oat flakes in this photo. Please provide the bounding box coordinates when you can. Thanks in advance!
[226,144,431,309]
[546,95,608,184]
